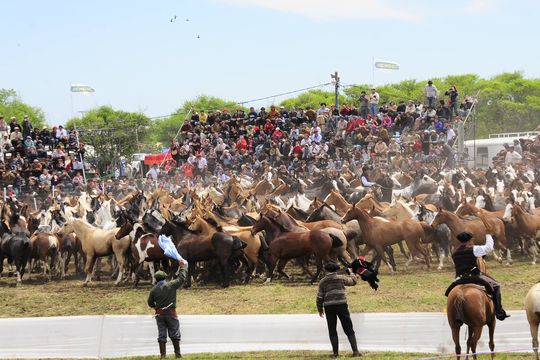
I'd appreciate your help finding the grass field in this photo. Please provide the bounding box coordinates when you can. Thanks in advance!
[101,351,534,359]
[0,258,538,318]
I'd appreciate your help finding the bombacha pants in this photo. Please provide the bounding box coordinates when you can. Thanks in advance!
[156,315,181,342]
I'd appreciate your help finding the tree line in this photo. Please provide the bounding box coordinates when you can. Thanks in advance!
[2,71,539,175]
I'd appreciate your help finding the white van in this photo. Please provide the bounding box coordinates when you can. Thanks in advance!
[464,131,537,168]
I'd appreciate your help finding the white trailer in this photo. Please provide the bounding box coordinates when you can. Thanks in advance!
[464,131,537,168]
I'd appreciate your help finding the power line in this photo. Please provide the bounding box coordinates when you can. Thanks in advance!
[236,82,332,104]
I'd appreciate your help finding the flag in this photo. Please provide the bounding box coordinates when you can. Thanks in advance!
[70,84,95,93]
[158,234,189,267]
[374,61,399,70]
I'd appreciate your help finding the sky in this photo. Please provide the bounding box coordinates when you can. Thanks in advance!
[1,0,540,124]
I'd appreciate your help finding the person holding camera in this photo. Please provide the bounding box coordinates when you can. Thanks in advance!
[316,262,360,358]
[444,85,459,118]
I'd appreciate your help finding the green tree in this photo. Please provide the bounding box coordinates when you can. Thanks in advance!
[279,89,347,110]
[0,88,47,129]
[66,106,150,175]
[151,95,245,144]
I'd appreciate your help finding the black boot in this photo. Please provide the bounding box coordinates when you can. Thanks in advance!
[493,287,510,321]
[158,341,166,359]
[172,339,182,358]
[329,335,339,358]
[347,334,361,357]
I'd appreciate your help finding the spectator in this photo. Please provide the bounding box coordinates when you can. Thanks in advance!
[424,80,439,108]
[369,88,379,117]
[444,85,459,118]
[22,115,33,138]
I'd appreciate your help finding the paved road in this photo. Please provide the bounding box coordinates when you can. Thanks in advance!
[0,311,533,358]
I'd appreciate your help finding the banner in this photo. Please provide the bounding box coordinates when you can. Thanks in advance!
[374,61,399,70]
[70,85,95,93]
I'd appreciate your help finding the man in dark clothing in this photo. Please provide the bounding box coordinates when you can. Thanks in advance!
[316,262,360,358]
[147,262,188,358]
[445,231,509,321]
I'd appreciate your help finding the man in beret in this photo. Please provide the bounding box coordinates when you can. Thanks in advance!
[147,261,188,358]
[448,230,509,320]
[316,262,360,358]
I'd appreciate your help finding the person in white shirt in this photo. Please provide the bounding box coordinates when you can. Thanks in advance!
[424,80,439,108]
[446,125,456,145]
[504,145,522,164]
[448,231,509,320]
[317,102,330,116]
[369,88,379,117]
[146,165,159,181]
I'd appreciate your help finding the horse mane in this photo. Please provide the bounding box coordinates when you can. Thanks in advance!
[203,217,223,232]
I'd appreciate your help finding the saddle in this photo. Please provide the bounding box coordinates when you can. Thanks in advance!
[445,273,494,297]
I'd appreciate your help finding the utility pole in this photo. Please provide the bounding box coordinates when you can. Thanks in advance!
[331,71,340,109]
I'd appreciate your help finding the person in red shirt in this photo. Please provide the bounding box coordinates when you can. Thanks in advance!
[263,119,275,134]
[181,161,194,179]
[271,127,283,142]
[292,141,303,158]
[236,136,247,153]
[268,105,280,120]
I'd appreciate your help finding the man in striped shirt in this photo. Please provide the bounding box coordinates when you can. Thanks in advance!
[316,262,360,358]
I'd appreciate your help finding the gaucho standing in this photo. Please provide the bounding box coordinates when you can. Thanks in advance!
[316,262,361,358]
[147,260,188,359]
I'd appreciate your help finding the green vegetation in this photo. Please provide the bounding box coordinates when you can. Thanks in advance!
[0,259,536,318]
[65,105,151,174]
[0,88,46,129]
[2,71,540,174]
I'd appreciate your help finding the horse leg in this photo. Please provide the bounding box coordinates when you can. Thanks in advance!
[310,257,323,284]
[529,320,539,360]
[398,241,409,258]
[277,259,292,280]
[265,255,277,284]
[114,255,125,286]
[83,254,96,286]
[451,325,461,360]
[469,325,483,360]
[148,261,156,284]
[219,257,231,288]
[488,319,496,360]
[376,245,394,274]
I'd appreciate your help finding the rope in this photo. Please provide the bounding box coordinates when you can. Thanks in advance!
[236,82,333,105]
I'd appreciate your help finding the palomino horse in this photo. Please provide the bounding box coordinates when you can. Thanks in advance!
[251,215,343,283]
[525,282,540,360]
[342,206,430,273]
[447,282,496,359]
[58,219,131,286]
[431,209,510,265]
[323,190,352,216]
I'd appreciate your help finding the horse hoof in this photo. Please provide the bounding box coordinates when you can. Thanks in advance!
[437,265,443,270]
[82,282,88,287]
[264,278,271,284]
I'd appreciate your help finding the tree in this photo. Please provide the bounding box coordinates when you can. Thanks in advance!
[279,89,346,110]
[66,106,150,175]
[151,95,245,144]
[0,88,46,129]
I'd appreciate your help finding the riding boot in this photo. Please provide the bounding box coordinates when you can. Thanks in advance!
[172,339,181,358]
[493,287,510,321]
[347,334,361,357]
[329,335,339,358]
[158,341,166,359]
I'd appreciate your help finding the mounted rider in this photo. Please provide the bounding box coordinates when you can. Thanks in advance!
[445,231,510,321]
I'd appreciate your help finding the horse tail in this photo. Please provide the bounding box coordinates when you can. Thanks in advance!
[329,234,343,248]
[453,287,466,324]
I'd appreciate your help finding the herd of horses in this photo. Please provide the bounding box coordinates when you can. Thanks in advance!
[1,164,540,359]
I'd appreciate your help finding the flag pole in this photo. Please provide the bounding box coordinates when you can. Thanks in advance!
[372,56,375,87]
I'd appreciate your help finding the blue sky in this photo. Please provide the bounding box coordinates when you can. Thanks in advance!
[1,0,539,124]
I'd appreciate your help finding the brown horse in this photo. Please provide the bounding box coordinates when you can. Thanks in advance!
[447,284,496,359]
[342,206,430,273]
[190,215,262,284]
[251,215,343,283]
[431,209,510,264]
[323,190,352,216]
[28,232,60,281]
[160,217,246,288]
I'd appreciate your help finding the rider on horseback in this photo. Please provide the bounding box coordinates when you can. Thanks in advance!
[446,231,510,321]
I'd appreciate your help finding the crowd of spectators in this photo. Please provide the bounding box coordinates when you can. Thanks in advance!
[0,115,90,196]
[151,83,512,188]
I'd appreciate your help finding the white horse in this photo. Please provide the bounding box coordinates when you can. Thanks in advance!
[525,282,540,360]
